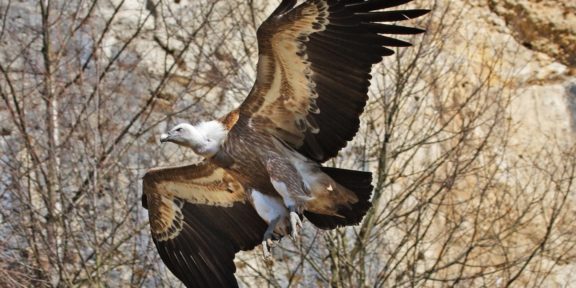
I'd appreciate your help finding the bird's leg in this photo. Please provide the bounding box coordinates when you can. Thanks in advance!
[264,157,304,242]
[262,217,280,259]
[288,205,303,241]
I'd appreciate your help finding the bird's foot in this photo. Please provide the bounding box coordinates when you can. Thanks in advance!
[261,237,278,258]
[261,216,281,259]
[289,211,302,240]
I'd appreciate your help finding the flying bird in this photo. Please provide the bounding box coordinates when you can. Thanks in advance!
[142,0,428,287]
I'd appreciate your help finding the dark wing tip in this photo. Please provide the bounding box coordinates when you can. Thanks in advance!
[152,205,240,288]
[142,193,148,209]
[150,202,268,288]
[357,9,431,23]
[347,0,413,12]
[419,9,432,15]
[154,232,239,288]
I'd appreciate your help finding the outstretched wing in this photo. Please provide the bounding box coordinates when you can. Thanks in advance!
[239,0,428,162]
[142,162,266,288]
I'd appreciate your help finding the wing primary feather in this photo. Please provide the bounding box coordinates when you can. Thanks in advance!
[366,24,427,35]
[308,39,379,66]
[356,9,431,22]
[311,33,390,61]
[347,0,413,12]
[311,58,371,83]
[358,23,424,39]
[322,28,413,47]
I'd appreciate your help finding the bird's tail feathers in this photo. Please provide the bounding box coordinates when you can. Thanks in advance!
[304,167,373,229]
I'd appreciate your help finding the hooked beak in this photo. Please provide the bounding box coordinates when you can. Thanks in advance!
[160,133,171,143]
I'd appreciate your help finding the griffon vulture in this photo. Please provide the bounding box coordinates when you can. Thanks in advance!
[142,0,428,286]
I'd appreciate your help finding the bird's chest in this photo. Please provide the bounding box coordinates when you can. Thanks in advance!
[213,133,277,193]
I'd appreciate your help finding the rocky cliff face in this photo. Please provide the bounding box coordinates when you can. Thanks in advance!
[445,0,575,145]
[479,0,576,155]
[488,0,576,67]
[430,0,576,286]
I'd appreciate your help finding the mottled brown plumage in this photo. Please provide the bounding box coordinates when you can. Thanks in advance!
[142,1,429,287]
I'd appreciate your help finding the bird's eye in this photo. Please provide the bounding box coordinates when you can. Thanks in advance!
[175,128,183,132]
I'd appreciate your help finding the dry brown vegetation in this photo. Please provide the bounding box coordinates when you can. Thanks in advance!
[1,0,574,287]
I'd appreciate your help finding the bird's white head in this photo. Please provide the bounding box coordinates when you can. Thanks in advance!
[160,120,228,158]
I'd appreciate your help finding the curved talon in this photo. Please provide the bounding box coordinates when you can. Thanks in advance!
[267,238,276,248]
[262,240,271,259]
